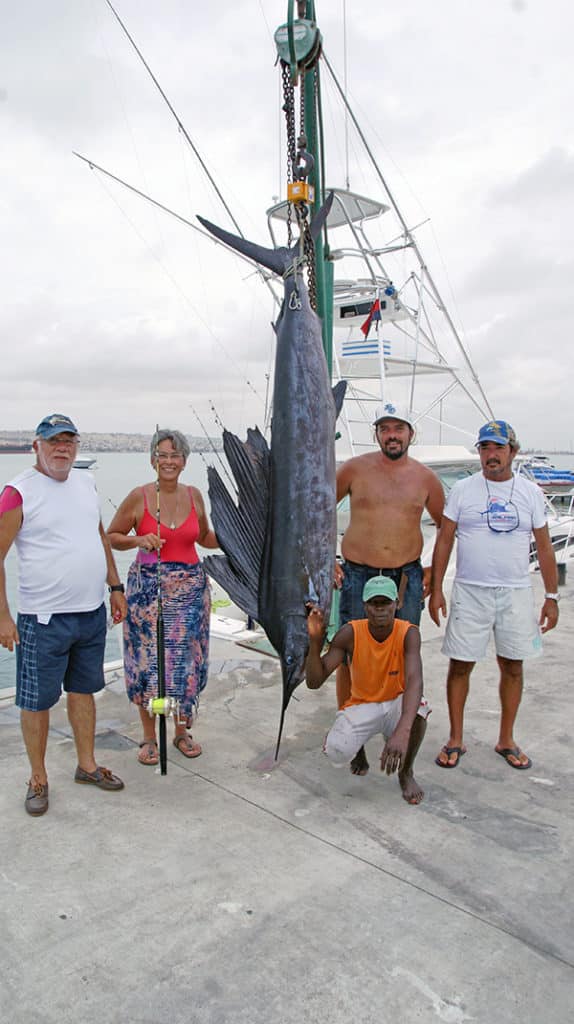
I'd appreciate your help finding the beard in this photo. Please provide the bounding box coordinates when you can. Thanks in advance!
[382,441,407,461]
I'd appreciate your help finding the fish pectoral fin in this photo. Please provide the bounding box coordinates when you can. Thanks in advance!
[332,380,347,419]
[206,427,270,620]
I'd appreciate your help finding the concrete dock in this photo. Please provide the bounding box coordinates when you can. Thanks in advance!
[1,573,572,1023]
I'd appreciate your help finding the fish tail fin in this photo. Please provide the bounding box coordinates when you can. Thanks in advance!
[307,190,335,243]
[197,215,289,277]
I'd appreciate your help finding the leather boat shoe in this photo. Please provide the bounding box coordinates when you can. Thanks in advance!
[74,765,124,790]
[25,776,49,816]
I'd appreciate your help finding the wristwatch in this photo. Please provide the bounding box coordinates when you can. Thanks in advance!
[544,593,560,602]
[109,584,125,594]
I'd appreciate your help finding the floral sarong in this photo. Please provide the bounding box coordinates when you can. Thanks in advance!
[123,561,210,718]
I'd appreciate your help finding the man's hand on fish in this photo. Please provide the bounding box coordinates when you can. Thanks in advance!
[306,603,326,641]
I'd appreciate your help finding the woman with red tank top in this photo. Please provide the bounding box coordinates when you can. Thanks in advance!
[107,429,218,764]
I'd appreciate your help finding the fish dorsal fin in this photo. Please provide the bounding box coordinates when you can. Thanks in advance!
[203,427,270,622]
[332,379,347,419]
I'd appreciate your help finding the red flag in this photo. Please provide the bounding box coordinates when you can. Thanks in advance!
[360,299,381,337]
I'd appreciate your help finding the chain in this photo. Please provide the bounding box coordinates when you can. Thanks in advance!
[281,60,296,247]
[280,61,319,310]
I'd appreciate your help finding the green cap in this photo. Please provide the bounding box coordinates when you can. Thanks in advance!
[362,576,398,603]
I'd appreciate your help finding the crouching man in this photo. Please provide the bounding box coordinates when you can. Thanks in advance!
[306,576,430,804]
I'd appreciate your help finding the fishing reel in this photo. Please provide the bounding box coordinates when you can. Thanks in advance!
[146,696,180,719]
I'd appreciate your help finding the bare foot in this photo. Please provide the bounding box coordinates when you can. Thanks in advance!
[399,770,424,805]
[350,746,369,776]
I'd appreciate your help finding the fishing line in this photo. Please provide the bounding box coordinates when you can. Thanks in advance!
[90,0,166,254]
[103,0,244,238]
[83,165,265,405]
[161,755,574,972]
[189,405,235,490]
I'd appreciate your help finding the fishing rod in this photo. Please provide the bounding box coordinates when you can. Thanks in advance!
[146,427,179,775]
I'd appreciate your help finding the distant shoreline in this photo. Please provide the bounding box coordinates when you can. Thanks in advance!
[0,433,223,454]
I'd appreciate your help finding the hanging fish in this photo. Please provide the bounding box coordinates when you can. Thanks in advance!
[199,194,346,755]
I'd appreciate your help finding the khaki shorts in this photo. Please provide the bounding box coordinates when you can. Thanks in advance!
[442,582,542,662]
[324,695,431,765]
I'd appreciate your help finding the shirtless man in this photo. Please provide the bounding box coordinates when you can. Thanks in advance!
[336,402,444,774]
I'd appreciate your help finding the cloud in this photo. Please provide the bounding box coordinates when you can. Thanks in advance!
[489,148,574,207]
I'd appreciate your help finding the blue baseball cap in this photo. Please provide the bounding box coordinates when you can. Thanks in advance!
[475,420,518,448]
[362,576,398,603]
[35,414,79,440]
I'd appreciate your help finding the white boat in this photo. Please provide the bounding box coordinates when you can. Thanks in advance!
[516,453,574,494]
[73,456,97,469]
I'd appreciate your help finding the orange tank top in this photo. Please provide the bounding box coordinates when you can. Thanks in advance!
[343,618,413,709]
[136,487,200,565]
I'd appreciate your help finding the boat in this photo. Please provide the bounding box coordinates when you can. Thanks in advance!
[77,2,497,649]
[516,453,574,494]
[0,443,32,454]
[73,456,97,469]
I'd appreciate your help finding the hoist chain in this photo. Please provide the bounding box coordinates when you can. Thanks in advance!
[280,61,318,311]
[281,60,297,247]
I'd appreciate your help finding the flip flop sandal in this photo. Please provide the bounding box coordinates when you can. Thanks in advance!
[496,747,532,770]
[435,745,465,769]
[173,734,202,759]
[138,740,159,766]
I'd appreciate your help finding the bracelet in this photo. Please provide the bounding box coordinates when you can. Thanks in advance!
[544,593,560,602]
[109,584,125,594]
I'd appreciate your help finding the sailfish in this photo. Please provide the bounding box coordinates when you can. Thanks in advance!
[199,194,346,755]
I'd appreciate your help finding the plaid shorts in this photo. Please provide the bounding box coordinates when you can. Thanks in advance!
[16,605,106,711]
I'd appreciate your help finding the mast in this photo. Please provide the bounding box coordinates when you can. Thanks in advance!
[275,1,333,374]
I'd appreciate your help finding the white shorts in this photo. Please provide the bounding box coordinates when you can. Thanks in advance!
[442,581,542,663]
[324,696,431,765]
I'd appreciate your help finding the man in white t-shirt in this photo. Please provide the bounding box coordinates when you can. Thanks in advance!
[429,419,559,771]
[0,414,128,816]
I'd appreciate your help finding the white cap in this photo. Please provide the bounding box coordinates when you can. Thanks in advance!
[373,402,413,428]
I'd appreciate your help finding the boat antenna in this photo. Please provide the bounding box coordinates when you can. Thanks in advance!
[103,0,245,237]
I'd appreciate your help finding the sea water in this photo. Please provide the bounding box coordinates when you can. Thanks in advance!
[0,450,214,690]
[1,448,573,690]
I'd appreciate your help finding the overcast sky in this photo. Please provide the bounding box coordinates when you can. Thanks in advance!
[2,0,573,450]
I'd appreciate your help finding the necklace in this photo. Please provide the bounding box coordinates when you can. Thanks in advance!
[160,489,179,530]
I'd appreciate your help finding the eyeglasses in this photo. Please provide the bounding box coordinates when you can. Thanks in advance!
[486,501,520,533]
[484,477,519,533]
[43,437,79,448]
[156,451,184,461]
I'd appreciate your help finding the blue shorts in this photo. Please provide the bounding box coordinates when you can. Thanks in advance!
[16,605,107,712]
[339,559,424,627]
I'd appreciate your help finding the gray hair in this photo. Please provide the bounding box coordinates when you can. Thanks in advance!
[150,428,190,461]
